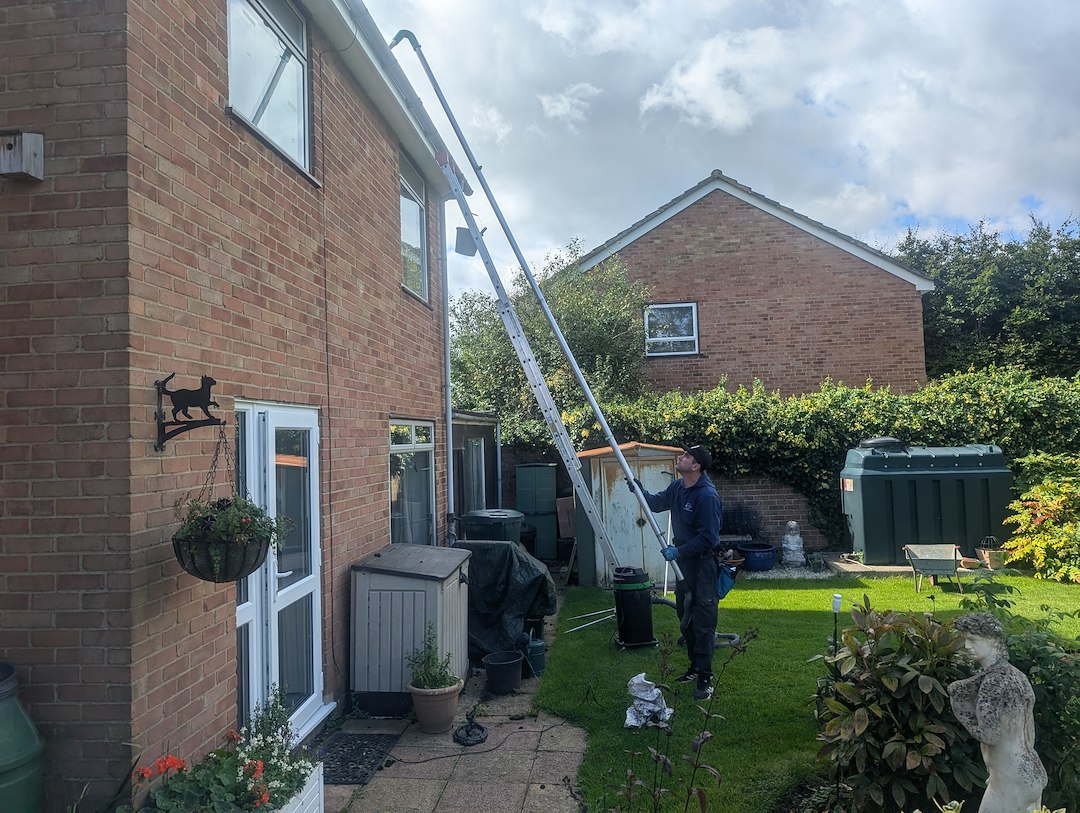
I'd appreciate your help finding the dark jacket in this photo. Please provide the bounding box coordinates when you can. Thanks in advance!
[641,473,722,559]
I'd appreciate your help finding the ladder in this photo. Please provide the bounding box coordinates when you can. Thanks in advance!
[391,31,683,583]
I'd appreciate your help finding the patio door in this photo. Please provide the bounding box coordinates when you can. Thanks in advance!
[235,403,326,739]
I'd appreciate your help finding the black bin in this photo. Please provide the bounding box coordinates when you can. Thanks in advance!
[612,567,657,649]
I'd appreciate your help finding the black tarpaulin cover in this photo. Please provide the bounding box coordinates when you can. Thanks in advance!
[452,539,557,659]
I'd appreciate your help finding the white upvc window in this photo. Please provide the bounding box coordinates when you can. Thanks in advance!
[400,155,428,300]
[645,302,699,356]
[390,420,435,545]
[228,0,309,169]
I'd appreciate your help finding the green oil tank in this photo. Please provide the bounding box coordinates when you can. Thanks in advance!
[0,662,44,813]
[840,439,1012,565]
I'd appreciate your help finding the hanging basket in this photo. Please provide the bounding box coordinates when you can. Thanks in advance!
[173,534,271,583]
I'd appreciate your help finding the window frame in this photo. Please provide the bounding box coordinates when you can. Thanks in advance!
[390,419,436,546]
[644,302,700,356]
[399,154,429,301]
[227,0,311,171]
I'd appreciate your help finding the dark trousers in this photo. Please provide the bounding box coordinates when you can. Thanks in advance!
[674,553,719,678]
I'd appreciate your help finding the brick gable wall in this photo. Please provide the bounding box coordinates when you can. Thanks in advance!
[1,1,448,809]
[619,189,928,396]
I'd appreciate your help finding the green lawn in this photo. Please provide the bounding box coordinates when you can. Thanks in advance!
[533,573,1079,813]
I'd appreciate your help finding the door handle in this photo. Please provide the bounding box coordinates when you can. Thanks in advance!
[277,570,294,579]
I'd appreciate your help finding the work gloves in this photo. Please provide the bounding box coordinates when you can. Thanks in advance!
[662,545,679,562]
[626,477,644,494]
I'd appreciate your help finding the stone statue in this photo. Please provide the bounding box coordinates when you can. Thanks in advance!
[780,520,805,566]
[947,613,1047,813]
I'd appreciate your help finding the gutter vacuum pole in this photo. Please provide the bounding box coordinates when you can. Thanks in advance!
[391,30,682,582]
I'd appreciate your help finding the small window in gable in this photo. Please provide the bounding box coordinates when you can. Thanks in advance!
[645,303,699,356]
[400,155,428,300]
[228,0,309,169]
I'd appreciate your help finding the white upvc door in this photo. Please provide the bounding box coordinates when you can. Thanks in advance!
[235,403,329,739]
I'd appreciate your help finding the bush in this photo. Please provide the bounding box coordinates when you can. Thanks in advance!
[1003,453,1080,582]
[813,597,984,812]
[556,366,1080,546]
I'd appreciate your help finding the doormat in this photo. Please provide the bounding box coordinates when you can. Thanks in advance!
[314,731,399,785]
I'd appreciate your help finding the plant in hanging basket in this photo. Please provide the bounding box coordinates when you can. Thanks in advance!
[172,496,291,583]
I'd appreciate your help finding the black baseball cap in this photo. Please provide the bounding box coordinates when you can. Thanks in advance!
[682,444,712,470]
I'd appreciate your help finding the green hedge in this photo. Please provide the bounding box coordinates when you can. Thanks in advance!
[547,366,1080,545]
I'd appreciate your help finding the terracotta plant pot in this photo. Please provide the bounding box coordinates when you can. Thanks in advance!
[409,678,464,734]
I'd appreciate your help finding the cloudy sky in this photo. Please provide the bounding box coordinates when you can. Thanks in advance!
[363,0,1080,297]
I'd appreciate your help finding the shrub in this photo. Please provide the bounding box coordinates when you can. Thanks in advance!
[813,597,984,812]
[1003,453,1080,582]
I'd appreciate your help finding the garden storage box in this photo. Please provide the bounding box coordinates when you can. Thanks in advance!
[840,440,1012,565]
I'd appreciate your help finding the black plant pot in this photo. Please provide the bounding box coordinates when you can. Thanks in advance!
[172,536,270,583]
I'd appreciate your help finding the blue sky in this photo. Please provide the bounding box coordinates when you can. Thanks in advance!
[363,0,1080,296]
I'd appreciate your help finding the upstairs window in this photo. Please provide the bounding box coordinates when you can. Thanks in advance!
[400,155,428,300]
[645,302,699,356]
[228,0,309,169]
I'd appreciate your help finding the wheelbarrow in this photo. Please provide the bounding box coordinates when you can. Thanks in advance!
[902,544,963,593]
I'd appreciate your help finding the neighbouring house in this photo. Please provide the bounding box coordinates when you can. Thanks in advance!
[577,170,934,397]
[0,1,465,809]
[571,171,935,557]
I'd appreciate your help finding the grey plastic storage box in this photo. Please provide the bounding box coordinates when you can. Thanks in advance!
[840,440,1012,565]
[351,543,470,715]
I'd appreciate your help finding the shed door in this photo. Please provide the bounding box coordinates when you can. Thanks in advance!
[601,458,675,576]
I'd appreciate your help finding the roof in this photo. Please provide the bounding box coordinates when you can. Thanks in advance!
[303,0,469,197]
[577,170,933,292]
[576,442,682,460]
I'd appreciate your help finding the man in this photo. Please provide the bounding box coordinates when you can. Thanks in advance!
[629,444,722,700]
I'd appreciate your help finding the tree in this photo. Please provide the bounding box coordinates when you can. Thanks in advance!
[449,242,651,446]
[896,219,1080,379]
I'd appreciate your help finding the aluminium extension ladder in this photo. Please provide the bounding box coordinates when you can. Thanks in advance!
[391,30,683,583]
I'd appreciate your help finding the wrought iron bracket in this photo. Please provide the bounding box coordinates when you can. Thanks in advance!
[155,373,224,450]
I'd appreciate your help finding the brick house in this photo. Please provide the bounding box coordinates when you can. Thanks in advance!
[577,170,934,396]
[1,1,462,808]
[575,171,935,552]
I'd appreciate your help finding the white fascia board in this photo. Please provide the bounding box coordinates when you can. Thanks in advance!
[302,0,451,196]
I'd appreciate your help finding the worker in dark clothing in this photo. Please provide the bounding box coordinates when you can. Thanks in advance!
[629,444,722,699]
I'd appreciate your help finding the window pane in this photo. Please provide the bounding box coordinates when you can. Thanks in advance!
[400,191,425,296]
[276,428,311,589]
[646,305,694,339]
[414,424,432,444]
[390,423,412,445]
[277,594,314,714]
[391,449,434,545]
[228,0,307,168]
[236,623,250,727]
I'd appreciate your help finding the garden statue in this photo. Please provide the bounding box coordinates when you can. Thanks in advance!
[780,520,805,566]
[947,613,1047,813]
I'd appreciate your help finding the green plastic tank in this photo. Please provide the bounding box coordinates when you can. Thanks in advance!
[0,662,45,813]
[840,439,1013,565]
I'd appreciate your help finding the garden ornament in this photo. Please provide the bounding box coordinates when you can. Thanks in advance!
[947,613,1047,813]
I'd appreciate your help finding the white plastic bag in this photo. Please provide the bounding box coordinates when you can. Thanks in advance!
[624,672,674,728]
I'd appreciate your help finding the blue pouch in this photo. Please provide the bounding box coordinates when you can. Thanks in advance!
[717,562,736,600]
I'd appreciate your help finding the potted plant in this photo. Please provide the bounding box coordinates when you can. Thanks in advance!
[406,622,464,734]
[121,690,321,813]
[974,535,1007,569]
[172,495,291,583]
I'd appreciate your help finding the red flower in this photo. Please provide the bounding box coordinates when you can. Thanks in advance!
[244,759,265,780]
[225,728,242,744]
[133,766,152,784]
[153,754,187,775]
[251,783,270,807]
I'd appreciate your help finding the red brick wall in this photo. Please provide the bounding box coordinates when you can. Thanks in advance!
[712,475,826,552]
[618,189,928,396]
[1,1,448,808]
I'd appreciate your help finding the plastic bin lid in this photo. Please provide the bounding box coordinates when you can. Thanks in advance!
[463,509,524,522]
[351,543,470,580]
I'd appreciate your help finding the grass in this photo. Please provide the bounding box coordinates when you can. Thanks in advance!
[533,572,1080,813]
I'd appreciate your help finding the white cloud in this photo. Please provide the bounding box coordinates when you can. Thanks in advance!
[362,0,1080,296]
[538,82,603,131]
